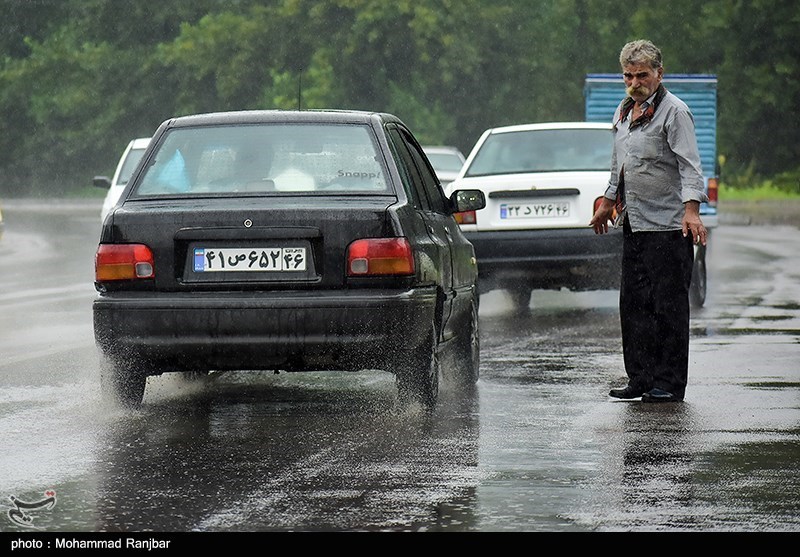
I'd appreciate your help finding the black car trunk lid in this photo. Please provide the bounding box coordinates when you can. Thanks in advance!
[105,195,398,290]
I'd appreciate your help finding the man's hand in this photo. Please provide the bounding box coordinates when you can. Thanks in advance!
[682,200,707,246]
[590,197,616,235]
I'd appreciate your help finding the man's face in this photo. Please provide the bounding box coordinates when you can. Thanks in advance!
[622,63,663,102]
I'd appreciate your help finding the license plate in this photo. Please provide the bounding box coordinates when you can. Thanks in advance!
[193,247,307,272]
[500,202,570,219]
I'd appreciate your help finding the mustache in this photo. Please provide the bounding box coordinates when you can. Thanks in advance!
[626,85,651,97]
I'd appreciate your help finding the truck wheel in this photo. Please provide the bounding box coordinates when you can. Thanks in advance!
[508,287,531,310]
[689,245,707,308]
[396,325,440,409]
[101,357,146,409]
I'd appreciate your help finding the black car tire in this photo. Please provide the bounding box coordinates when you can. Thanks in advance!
[100,357,146,409]
[453,294,480,388]
[690,245,707,308]
[396,324,440,408]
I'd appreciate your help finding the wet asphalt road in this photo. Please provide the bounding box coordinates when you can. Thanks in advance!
[0,199,797,533]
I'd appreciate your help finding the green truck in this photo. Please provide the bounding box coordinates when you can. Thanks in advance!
[584,73,719,307]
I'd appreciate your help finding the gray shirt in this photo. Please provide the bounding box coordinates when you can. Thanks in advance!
[604,88,707,232]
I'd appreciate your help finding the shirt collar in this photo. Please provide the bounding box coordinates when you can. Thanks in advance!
[618,84,666,129]
[640,91,658,111]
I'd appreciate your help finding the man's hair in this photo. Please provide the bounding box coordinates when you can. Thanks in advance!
[619,40,663,69]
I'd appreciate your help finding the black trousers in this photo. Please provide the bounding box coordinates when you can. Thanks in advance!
[620,219,695,397]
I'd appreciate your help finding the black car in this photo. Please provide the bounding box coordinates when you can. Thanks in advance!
[93,109,486,409]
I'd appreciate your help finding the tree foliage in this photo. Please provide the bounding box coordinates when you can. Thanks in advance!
[0,0,797,195]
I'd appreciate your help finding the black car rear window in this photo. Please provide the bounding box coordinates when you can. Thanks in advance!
[132,123,389,196]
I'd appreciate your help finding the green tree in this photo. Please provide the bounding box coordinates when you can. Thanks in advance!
[0,0,70,59]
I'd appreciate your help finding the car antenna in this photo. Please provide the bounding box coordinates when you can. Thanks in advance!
[297,69,302,110]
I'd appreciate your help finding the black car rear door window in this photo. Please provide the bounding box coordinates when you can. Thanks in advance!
[386,125,427,210]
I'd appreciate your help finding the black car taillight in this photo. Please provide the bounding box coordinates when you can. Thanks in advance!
[346,238,414,276]
[95,244,155,281]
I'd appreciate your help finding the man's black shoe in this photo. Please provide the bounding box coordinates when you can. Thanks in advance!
[641,388,683,403]
[609,386,643,399]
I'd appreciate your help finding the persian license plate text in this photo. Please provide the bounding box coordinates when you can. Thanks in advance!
[500,202,570,219]
[194,247,306,272]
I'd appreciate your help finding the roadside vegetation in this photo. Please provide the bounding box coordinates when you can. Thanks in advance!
[719,167,800,228]
[720,183,800,201]
[720,166,800,200]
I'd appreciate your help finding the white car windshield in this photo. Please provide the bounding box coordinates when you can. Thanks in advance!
[465,128,613,176]
[133,123,389,196]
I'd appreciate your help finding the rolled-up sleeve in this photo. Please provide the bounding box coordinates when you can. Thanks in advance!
[604,148,620,201]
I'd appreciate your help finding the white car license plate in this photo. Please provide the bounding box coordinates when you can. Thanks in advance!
[500,202,570,219]
[193,247,307,272]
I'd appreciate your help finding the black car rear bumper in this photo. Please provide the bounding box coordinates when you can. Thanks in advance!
[464,227,623,292]
[93,287,438,373]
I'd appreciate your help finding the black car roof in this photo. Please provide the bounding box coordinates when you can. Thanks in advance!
[161,109,403,129]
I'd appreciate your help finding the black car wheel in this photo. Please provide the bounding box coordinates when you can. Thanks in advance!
[100,357,146,409]
[453,294,480,388]
[397,325,440,408]
[689,245,707,308]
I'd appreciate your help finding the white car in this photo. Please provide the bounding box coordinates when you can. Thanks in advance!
[445,122,622,307]
[94,137,151,222]
[422,145,466,187]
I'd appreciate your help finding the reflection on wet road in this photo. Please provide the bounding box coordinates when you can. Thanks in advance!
[94,373,484,532]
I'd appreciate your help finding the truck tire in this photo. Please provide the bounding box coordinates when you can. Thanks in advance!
[508,287,531,311]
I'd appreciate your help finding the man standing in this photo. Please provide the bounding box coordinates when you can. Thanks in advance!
[590,39,708,403]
